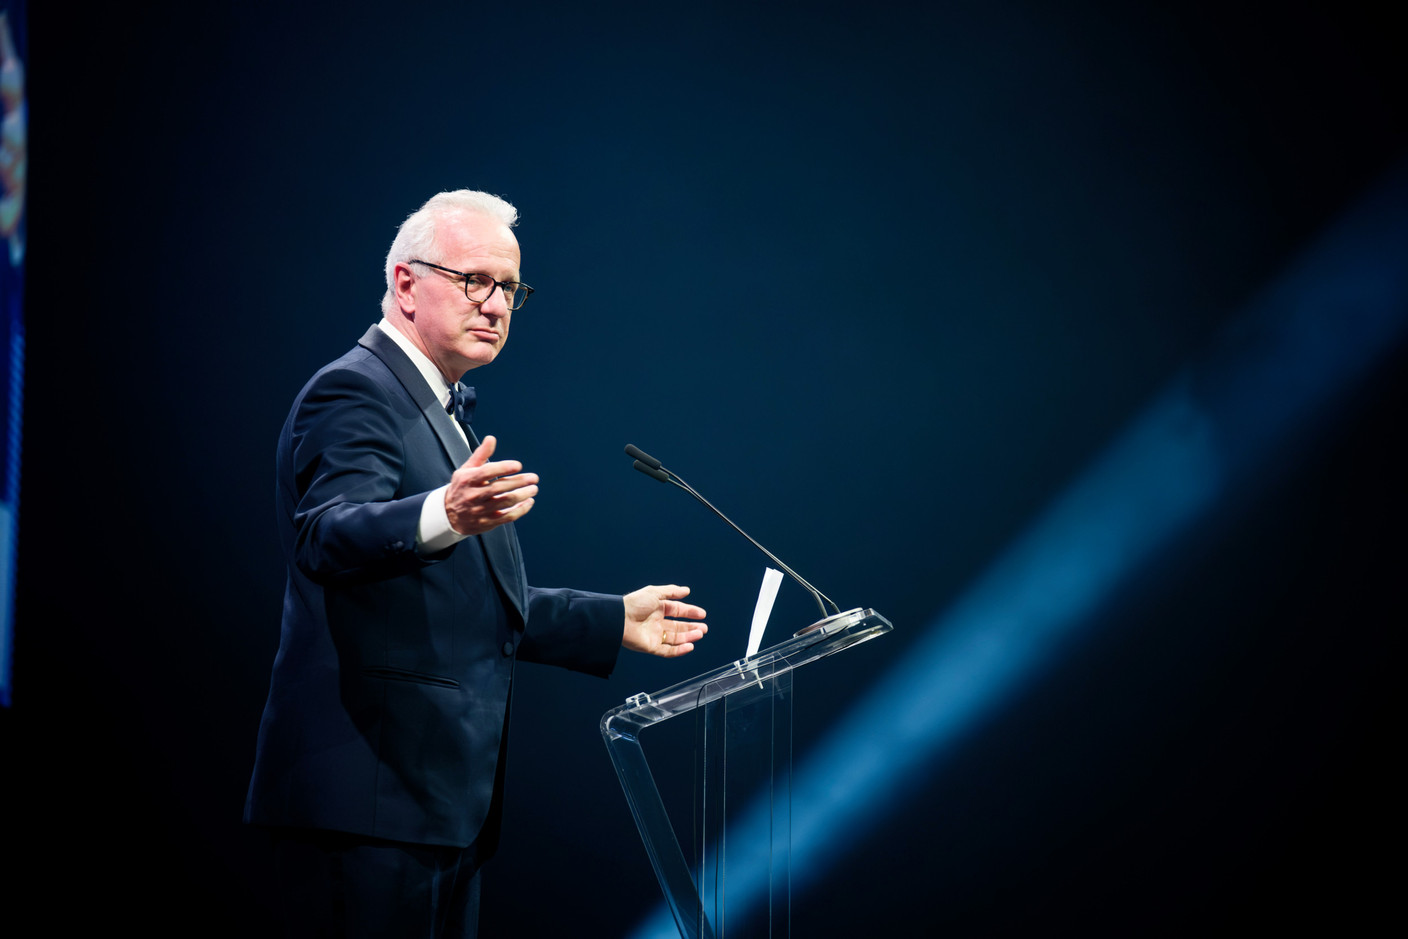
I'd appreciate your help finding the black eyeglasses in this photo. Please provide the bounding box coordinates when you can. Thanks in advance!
[409,259,535,311]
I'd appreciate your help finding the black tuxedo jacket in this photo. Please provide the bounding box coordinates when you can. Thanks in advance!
[245,325,622,848]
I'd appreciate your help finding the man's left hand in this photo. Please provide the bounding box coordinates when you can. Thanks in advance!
[623,584,708,657]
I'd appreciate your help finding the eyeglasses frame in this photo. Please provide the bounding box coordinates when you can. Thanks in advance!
[407,259,535,311]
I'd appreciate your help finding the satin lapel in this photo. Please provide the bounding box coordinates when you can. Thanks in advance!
[358,326,528,620]
[359,326,472,466]
[458,415,529,620]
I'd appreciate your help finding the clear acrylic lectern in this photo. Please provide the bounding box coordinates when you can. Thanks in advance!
[601,607,893,938]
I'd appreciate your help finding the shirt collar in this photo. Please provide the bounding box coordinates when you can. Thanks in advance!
[376,318,458,407]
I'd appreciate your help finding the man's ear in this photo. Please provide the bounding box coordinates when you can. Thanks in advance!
[392,262,417,316]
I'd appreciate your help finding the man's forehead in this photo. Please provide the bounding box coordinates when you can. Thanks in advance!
[438,212,520,265]
[440,211,516,245]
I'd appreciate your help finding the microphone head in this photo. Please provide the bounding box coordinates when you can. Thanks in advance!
[632,460,670,483]
[624,444,663,470]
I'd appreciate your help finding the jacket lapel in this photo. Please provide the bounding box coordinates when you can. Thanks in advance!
[359,326,472,466]
[358,325,528,620]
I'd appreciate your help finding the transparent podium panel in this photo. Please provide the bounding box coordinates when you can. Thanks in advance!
[698,669,792,937]
[601,608,893,938]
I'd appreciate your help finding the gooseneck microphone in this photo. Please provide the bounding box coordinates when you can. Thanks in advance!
[623,444,840,618]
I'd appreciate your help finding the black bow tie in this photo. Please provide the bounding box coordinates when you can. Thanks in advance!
[447,384,476,424]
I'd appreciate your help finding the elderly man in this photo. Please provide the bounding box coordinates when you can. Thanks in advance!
[245,190,707,937]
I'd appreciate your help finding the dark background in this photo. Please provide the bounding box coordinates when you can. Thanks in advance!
[10,1,1404,934]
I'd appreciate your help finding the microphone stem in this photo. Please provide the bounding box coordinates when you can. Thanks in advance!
[665,473,839,618]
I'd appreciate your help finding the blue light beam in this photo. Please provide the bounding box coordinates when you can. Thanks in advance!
[628,160,1408,938]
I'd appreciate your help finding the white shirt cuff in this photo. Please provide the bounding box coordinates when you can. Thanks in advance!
[417,484,469,553]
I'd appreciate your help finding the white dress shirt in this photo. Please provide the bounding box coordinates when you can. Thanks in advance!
[375,318,471,554]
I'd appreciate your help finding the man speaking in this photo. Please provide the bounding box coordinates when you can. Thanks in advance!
[245,190,707,937]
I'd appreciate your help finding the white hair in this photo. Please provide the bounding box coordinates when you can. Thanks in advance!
[381,190,519,315]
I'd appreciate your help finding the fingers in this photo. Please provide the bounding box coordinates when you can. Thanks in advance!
[468,477,538,508]
[465,434,497,468]
[480,482,537,513]
[448,471,538,511]
[446,484,536,534]
[642,585,706,621]
[656,622,707,657]
[454,435,531,494]
[445,438,540,534]
[654,584,690,600]
[662,601,707,621]
[494,493,536,524]
[663,625,706,650]
[652,615,707,660]
[453,469,538,496]
[658,641,694,657]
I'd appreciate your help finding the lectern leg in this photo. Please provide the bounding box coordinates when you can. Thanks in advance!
[698,671,793,938]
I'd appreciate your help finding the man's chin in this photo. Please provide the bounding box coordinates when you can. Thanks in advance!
[457,348,500,373]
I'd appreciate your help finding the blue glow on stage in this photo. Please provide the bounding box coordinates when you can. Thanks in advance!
[627,161,1408,939]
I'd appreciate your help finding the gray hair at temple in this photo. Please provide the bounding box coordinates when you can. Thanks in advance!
[381,190,519,316]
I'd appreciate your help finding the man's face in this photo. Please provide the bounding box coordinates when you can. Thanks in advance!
[399,211,521,381]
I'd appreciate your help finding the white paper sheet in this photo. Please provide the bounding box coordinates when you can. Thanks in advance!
[746,567,785,659]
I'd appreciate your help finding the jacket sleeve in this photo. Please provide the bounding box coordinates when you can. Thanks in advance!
[281,363,449,584]
[519,586,623,678]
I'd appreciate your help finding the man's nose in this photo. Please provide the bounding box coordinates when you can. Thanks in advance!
[479,285,510,318]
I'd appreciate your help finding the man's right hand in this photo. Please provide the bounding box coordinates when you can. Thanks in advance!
[444,435,538,535]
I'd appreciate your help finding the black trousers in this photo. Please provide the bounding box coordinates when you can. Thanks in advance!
[271,829,485,939]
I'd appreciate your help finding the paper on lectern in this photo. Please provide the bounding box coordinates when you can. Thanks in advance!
[746,567,784,659]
